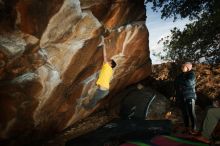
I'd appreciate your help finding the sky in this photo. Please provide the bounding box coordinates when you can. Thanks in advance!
[145,4,191,64]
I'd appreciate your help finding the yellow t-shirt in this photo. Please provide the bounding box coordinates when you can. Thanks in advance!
[96,63,113,89]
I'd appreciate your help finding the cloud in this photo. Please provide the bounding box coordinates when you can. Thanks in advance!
[145,4,191,64]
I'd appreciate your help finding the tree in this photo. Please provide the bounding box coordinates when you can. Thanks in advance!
[145,0,220,64]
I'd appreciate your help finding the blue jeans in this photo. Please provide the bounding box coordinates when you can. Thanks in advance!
[84,88,109,109]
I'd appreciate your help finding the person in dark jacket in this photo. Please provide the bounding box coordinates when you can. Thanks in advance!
[175,62,197,134]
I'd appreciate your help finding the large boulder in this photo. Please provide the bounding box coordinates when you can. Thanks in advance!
[0,0,151,143]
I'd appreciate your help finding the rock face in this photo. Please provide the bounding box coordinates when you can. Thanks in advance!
[0,0,151,142]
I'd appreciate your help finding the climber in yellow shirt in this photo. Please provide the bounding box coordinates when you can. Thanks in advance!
[96,61,114,90]
[82,38,117,109]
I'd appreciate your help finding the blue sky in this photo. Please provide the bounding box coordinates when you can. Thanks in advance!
[145,4,191,64]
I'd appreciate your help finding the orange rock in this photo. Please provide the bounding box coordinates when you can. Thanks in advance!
[0,0,150,143]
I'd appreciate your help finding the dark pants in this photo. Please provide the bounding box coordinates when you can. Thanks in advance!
[180,99,197,130]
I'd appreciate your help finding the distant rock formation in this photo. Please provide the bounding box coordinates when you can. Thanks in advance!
[0,0,151,142]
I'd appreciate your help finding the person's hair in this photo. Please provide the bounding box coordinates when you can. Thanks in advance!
[184,62,192,65]
[111,59,117,68]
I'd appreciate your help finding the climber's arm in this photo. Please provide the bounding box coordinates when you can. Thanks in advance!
[103,44,108,63]
[101,36,108,63]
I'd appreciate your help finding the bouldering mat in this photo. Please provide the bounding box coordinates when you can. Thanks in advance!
[120,141,151,146]
[66,119,171,146]
[151,135,209,146]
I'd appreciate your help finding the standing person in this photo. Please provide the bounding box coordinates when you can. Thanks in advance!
[175,62,197,134]
[81,37,117,109]
[195,98,220,143]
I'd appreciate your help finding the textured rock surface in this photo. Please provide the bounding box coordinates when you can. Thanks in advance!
[0,0,150,143]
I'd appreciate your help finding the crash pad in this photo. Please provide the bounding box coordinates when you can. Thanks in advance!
[151,135,208,146]
[120,141,151,146]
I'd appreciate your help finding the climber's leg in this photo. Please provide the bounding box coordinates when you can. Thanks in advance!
[83,88,109,109]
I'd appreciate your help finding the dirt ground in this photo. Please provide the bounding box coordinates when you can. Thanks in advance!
[43,110,116,146]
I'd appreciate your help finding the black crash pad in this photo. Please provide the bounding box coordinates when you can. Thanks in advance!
[120,86,156,120]
[66,119,171,146]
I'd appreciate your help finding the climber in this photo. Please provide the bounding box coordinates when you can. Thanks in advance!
[175,62,198,134]
[81,36,117,109]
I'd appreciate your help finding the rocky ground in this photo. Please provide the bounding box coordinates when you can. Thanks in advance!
[44,110,116,146]
[0,110,116,146]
